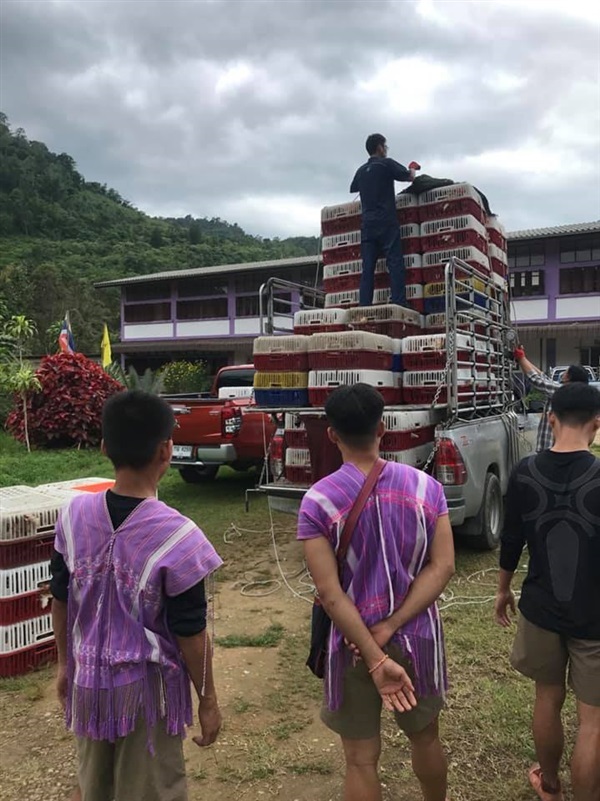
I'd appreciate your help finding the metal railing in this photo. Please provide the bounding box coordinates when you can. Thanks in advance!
[258,277,325,335]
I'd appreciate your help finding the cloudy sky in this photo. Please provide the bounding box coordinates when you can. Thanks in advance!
[2,0,599,237]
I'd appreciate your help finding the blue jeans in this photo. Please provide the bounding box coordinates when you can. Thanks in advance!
[360,224,406,307]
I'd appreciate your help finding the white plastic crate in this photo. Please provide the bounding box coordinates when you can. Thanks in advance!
[294,308,349,328]
[347,304,421,326]
[404,254,422,270]
[253,335,309,354]
[486,215,506,235]
[0,560,52,599]
[0,613,53,654]
[402,333,474,354]
[422,246,489,271]
[325,291,360,308]
[381,443,435,468]
[492,272,508,291]
[323,259,386,280]
[400,223,420,239]
[0,489,73,542]
[284,413,305,430]
[395,193,419,209]
[382,409,437,430]
[403,369,474,387]
[419,183,482,207]
[307,331,393,353]
[321,230,361,252]
[309,369,396,389]
[218,386,254,400]
[0,486,34,500]
[420,214,487,239]
[284,448,311,467]
[321,200,361,222]
[489,242,508,263]
[406,284,424,300]
[36,478,113,493]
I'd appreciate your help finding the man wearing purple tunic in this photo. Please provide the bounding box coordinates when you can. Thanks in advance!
[50,391,223,801]
[298,384,455,801]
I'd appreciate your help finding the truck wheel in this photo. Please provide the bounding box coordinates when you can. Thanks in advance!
[178,465,219,483]
[458,472,503,550]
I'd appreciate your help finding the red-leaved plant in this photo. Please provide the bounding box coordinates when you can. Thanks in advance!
[6,353,122,447]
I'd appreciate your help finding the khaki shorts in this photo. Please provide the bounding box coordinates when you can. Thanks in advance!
[321,644,444,740]
[511,615,600,707]
[77,717,187,801]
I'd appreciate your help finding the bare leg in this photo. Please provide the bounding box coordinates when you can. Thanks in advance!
[533,682,566,792]
[571,700,600,801]
[69,786,82,801]
[341,736,382,801]
[406,717,447,801]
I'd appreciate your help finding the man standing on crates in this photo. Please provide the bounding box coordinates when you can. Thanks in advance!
[350,133,418,308]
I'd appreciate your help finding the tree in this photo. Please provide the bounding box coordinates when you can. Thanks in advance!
[0,315,41,451]
[150,227,164,248]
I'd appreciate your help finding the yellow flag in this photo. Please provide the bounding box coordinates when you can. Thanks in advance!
[101,323,112,368]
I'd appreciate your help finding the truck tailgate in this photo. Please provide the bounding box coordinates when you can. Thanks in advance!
[169,399,228,462]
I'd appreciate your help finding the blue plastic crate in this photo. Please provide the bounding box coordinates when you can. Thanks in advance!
[392,353,403,372]
[254,388,309,407]
[425,291,489,315]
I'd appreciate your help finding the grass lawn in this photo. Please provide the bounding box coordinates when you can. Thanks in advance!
[1,432,598,801]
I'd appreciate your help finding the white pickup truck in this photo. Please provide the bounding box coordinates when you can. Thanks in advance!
[253,259,539,550]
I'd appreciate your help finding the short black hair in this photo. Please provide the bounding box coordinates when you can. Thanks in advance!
[325,384,384,448]
[565,364,590,384]
[365,133,386,156]
[102,390,175,469]
[550,382,600,426]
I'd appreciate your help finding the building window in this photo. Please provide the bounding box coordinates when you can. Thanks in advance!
[507,242,545,269]
[124,302,171,323]
[559,265,600,295]
[125,283,170,302]
[509,270,545,297]
[559,236,600,264]
[236,295,260,317]
[177,298,228,319]
[177,278,228,298]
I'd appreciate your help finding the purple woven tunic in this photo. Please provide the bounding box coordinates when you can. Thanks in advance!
[54,492,222,743]
[298,461,449,711]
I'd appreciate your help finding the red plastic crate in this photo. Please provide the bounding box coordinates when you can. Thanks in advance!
[381,426,436,450]
[323,272,389,294]
[309,386,402,406]
[487,227,507,250]
[405,266,423,284]
[0,638,57,678]
[419,196,485,224]
[403,350,475,370]
[321,213,362,237]
[401,236,421,255]
[354,321,422,338]
[294,324,347,336]
[322,243,362,265]
[0,590,50,626]
[308,350,393,371]
[253,353,309,372]
[421,262,487,284]
[407,298,425,313]
[397,207,420,225]
[421,229,488,254]
[284,429,308,448]
[284,465,313,485]
[0,535,54,571]
[490,258,507,278]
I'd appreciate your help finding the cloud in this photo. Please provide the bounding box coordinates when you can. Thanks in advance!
[1,0,599,237]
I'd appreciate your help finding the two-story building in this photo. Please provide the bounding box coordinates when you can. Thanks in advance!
[95,220,600,375]
[508,221,600,371]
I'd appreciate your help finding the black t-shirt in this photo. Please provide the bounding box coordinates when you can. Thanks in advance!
[49,490,207,636]
[500,450,600,639]
[349,157,411,228]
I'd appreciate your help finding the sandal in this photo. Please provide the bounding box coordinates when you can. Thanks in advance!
[528,764,564,801]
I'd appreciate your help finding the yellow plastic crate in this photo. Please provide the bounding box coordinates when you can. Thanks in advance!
[253,372,308,389]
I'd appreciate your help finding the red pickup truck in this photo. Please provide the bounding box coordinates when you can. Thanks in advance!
[165,365,275,483]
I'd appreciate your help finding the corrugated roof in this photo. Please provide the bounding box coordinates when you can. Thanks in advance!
[507,220,600,241]
[94,255,320,288]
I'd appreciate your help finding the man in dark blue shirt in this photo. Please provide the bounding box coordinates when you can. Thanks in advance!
[350,133,416,307]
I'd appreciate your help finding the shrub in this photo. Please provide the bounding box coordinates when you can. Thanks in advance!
[162,360,211,394]
[6,353,122,447]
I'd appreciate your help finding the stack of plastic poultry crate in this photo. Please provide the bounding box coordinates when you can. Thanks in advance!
[380,409,438,468]
[252,335,310,407]
[293,308,349,336]
[0,487,68,677]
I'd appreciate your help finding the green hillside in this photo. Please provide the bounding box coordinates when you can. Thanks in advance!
[0,114,319,353]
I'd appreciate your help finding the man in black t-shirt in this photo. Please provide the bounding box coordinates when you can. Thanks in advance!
[496,382,600,801]
[350,133,417,307]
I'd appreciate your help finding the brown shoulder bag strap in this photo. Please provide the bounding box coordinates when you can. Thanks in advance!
[337,458,386,567]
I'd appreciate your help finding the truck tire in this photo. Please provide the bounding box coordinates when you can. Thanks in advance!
[178,465,219,483]
[458,472,504,550]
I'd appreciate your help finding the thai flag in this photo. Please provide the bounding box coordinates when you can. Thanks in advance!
[58,313,76,354]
